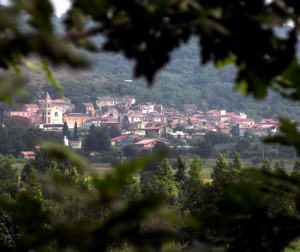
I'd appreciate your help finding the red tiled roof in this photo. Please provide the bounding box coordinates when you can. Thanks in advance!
[111,135,128,141]
[101,120,119,124]
[217,125,229,129]
[38,99,69,104]
[232,118,255,123]
[226,112,239,117]
[24,104,39,108]
[135,139,157,145]
[239,125,254,129]
[52,99,68,104]
[145,125,165,130]
[82,103,94,106]
[260,119,279,124]
[65,113,90,117]
[21,151,35,155]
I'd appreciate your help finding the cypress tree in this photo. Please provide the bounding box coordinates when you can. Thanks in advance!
[62,121,69,138]
[181,155,204,215]
[73,122,79,141]
[188,155,204,185]
[175,155,187,187]
[232,153,243,170]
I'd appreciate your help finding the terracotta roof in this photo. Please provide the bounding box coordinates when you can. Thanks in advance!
[82,103,94,106]
[111,135,128,141]
[24,104,39,108]
[52,99,68,104]
[135,139,157,145]
[38,99,69,104]
[102,120,119,124]
[20,151,35,155]
[226,112,239,117]
[217,125,229,129]
[189,117,204,122]
[260,119,279,124]
[232,118,255,123]
[20,151,35,159]
[145,124,165,130]
[65,113,90,117]
[239,125,254,129]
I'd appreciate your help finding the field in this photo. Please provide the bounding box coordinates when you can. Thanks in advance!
[88,158,297,181]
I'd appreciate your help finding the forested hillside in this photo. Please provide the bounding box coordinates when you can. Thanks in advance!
[7,17,300,120]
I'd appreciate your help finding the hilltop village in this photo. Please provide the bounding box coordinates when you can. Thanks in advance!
[3,94,280,154]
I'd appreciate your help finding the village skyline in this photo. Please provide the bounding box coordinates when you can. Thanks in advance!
[4,93,280,141]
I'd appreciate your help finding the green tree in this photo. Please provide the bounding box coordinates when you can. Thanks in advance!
[73,122,79,141]
[0,211,19,250]
[204,131,233,145]
[175,155,187,188]
[122,145,137,158]
[62,121,69,139]
[235,139,251,154]
[0,161,19,198]
[22,149,75,174]
[231,153,243,170]
[121,117,129,131]
[82,126,111,153]
[174,124,185,132]
[122,175,141,202]
[109,126,121,138]
[188,155,204,186]
[274,160,284,172]
[3,116,32,129]
[181,156,204,214]
[144,159,178,202]
[152,141,170,155]
[196,140,214,158]
[21,165,43,200]
[211,154,230,180]
[261,159,273,173]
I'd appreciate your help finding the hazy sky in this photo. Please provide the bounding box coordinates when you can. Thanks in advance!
[50,0,70,16]
[0,0,70,16]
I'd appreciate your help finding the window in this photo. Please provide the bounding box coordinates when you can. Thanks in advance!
[55,112,58,117]
[48,112,51,115]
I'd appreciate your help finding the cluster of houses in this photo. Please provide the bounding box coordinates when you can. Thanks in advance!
[4,94,280,157]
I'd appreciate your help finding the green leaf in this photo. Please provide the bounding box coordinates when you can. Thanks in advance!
[264,118,300,155]
[24,61,41,73]
[215,54,236,69]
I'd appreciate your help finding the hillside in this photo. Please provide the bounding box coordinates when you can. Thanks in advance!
[5,18,300,120]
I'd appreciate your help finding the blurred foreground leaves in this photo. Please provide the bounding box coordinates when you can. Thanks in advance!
[1,1,300,251]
